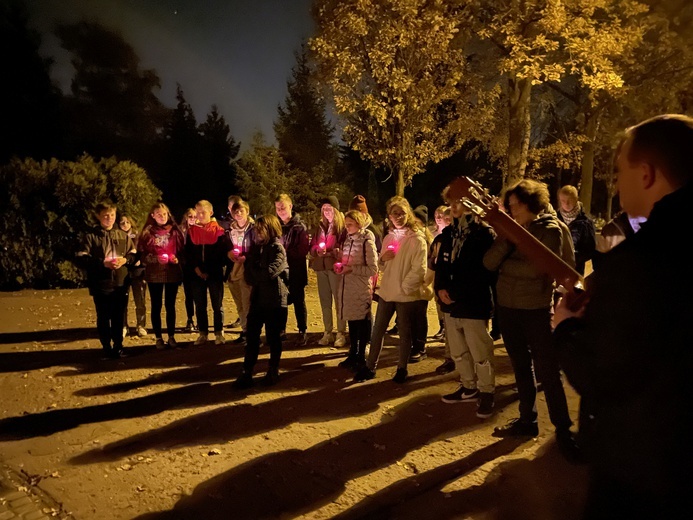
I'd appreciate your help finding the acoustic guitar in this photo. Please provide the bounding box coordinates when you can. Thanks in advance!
[445,176,588,310]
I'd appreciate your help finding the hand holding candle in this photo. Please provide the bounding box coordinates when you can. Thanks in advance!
[158,253,169,264]
[333,261,343,273]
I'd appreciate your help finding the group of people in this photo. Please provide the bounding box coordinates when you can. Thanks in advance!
[76,113,691,519]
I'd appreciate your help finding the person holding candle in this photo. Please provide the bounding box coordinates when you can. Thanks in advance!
[354,196,427,384]
[309,195,348,348]
[225,200,255,346]
[138,202,185,349]
[75,202,136,359]
[185,200,232,346]
[335,210,378,370]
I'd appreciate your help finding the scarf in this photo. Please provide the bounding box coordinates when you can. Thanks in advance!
[559,203,581,225]
[189,220,224,245]
[451,215,473,262]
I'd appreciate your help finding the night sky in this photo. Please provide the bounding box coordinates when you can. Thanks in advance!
[26,0,316,149]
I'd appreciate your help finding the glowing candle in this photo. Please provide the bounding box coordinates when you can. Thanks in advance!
[319,241,326,249]
[233,248,240,255]
[387,244,395,251]
[334,262,342,271]
[158,253,169,264]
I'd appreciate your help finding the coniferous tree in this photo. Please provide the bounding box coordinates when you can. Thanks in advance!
[274,44,337,175]
[200,105,241,203]
[55,21,168,168]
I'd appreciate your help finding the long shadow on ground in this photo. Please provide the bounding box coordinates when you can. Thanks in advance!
[132,393,522,520]
[333,439,589,520]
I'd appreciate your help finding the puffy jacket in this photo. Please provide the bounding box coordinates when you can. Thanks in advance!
[138,223,185,284]
[376,228,427,302]
[483,213,562,310]
[280,214,310,288]
[337,229,378,321]
[244,238,289,308]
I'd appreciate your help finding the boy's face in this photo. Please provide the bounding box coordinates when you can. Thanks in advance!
[275,201,292,223]
[98,209,116,230]
[196,205,212,224]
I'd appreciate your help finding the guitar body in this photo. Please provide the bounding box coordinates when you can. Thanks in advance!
[446,176,588,310]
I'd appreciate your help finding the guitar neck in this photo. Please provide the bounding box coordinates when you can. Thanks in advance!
[485,206,584,295]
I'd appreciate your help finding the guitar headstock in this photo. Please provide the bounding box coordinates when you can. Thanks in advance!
[445,176,499,218]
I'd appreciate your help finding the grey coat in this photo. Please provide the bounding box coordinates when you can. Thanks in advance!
[337,229,378,321]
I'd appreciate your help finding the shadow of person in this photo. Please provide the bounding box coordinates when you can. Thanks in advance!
[69,373,442,464]
[333,437,589,520]
[131,394,525,520]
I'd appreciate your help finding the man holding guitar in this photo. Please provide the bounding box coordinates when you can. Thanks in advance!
[553,115,693,519]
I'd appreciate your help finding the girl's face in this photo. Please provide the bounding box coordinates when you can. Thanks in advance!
[322,204,334,223]
[388,205,407,230]
[152,208,169,226]
[344,216,359,235]
[434,212,446,229]
[255,226,268,243]
[119,217,131,232]
[186,212,196,226]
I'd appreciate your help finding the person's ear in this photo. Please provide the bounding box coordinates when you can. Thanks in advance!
[641,162,656,189]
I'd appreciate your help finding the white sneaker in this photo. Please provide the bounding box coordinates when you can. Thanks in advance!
[123,326,129,338]
[318,332,334,346]
[215,333,226,345]
[334,333,347,348]
[137,326,148,337]
[194,334,208,346]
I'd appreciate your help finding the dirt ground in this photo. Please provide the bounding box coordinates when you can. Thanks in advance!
[0,272,589,520]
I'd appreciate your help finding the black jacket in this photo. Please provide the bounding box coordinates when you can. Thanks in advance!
[280,213,309,288]
[557,207,596,275]
[76,226,136,295]
[245,238,289,308]
[434,215,495,320]
[554,184,693,515]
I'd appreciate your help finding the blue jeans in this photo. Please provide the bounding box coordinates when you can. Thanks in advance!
[367,299,418,371]
[191,275,224,334]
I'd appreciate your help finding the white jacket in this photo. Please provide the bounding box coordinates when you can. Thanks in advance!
[376,228,427,302]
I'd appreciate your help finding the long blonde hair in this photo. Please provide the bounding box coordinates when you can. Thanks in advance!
[385,196,423,233]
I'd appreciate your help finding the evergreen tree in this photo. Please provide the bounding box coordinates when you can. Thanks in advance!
[1,1,62,163]
[274,44,337,174]
[199,105,241,205]
[55,21,169,169]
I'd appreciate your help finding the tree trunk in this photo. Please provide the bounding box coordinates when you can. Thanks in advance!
[506,75,532,187]
[579,108,601,214]
[395,168,405,197]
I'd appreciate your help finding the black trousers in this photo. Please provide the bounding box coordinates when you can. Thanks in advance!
[498,305,572,431]
[149,282,180,338]
[411,299,429,354]
[286,282,307,332]
[244,306,288,373]
[93,287,128,352]
[347,317,371,361]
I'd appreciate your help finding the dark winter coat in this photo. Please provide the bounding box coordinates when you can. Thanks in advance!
[553,184,693,516]
[280,213,310,289]
[244,238,289,308]
[184,222,231,280]
[76,226,136,295]
[483,212,563,310]
[557,207,596,275]
[434,215,496,320]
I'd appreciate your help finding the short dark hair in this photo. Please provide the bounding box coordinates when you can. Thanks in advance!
[503,179,550,215]
[232,200,250,213]
[626,114,693,188]
[95,201,117,215]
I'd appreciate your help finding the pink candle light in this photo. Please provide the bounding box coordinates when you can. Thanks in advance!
[158,253,169,264]
[387,244,395,251]
[334,262,342,271]
[319,241,326,249]
[233,247,240,255]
